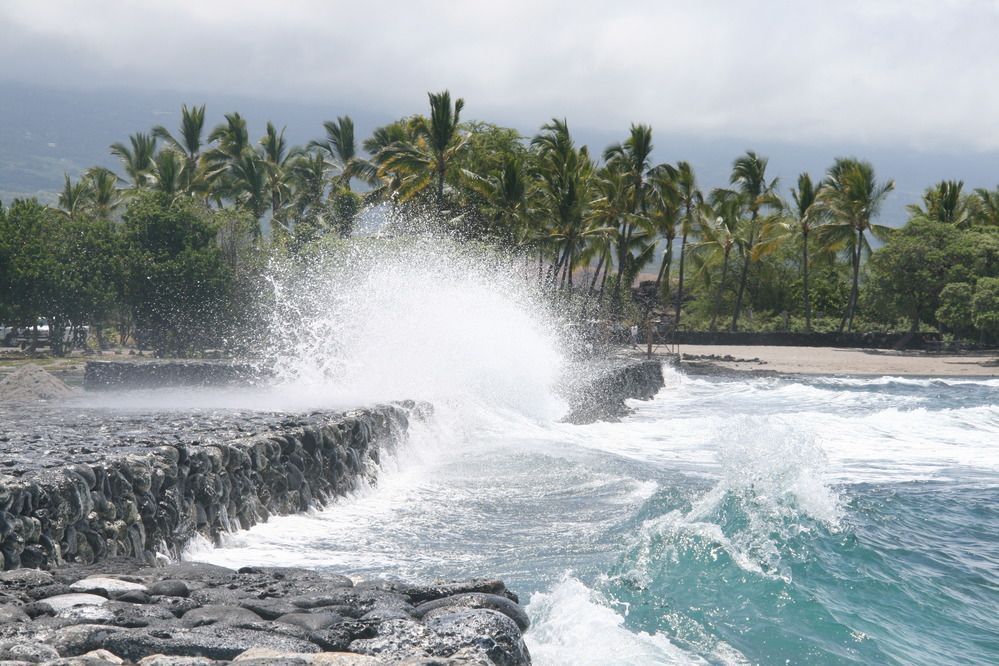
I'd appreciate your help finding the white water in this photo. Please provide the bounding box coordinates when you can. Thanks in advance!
[179,238,998,665]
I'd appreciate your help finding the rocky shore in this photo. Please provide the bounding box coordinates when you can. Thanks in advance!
[0,357,671,664]
[0,404,421,569]
[0,561,531,664]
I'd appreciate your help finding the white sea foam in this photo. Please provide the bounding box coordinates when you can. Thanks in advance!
[525,576,716,665]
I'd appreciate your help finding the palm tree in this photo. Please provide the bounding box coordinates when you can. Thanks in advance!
[604,124,655,308]
[377,91,467,212]
[153,104,207,192]
[728,150,778,331]
[310,116,378,190]
[907,180,973,228]
[790,173,824,331]
[816,157,895,332]
[205,112,251,200]
[530,119,594,290]
[229,151,269,231]
[973,187,999,227]
[260,122,301,223]
[672,161,701,327]
[82,167,122,220]
[463,154,531,244]
[693,191,743,331]
[110,132,157,189]
[647,165,682,305]
[58,174,91,220]
[289,151,330,217]
[150,150,185,199]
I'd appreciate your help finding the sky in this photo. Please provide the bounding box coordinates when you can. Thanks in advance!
[2,0,999,153]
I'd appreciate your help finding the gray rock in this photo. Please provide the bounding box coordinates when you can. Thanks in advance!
[43,624,121,657]
[425,610,530,666]
[274,612,343,632]
[42,594,109,613]
[238,599,301,621]
[114,590,152,605]
[56,603,116,625]
[138,656,220,666]
[307,622,378,652]
[102,625,321,662]
[0,639,61,663]
[347,619,433,661]
[148,580,189,598]
[44,648,126,665]
[415,594,530,631]
[150,596,200,618]
[0,605,29,623]
[21,601,54,619]
[0,569,54,587]
[139,654,219,666]
[181,605,263,627]
[232,648,382,664]
[399,580,507,605]
[70,578,148,596]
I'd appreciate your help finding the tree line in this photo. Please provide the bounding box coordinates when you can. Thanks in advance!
[1,90,998,355]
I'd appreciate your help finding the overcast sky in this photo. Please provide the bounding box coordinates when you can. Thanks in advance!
[2,0,999,153]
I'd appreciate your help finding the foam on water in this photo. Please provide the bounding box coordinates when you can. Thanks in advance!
[176,236,998,664]
[259,237,571,420]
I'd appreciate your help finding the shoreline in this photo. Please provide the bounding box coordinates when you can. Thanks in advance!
[624,344,998,378]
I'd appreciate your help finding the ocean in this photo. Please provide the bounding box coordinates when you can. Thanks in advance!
[188,368,999,664]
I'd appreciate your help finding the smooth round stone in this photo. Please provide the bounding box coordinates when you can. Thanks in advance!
[71,577,149,595]
[42,593,110,612]
[148,580,189,598]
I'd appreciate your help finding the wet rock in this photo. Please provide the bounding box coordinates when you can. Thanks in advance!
[102,625,321,662]
[115,590,152,605]
[425,610,530,666]
[239,599,301,621]
[42,623,120,657]
[0,639,61,662]
[151,596,200,618]
[138,656,220,666]
[70,577,149,596]
[232,647,383,664]
[21,601,54,619]
[148,580,189,598]
[0,605,29,623]
[42,594,109,613]
[46,648,126,665]
[275,611,344,632]
[415,594,530,632]
[0,569,53,587]
[400,580,508,605]
[181,605,263,627]
[307,622,378,652]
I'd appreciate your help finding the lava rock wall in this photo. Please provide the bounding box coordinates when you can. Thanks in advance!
[0,403,419,570]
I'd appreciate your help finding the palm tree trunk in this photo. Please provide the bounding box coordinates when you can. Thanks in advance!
[589,251,606,294]
[711,248,731,332]
[598,248,611,302]
[802,229,811,332]
[675,231,688,326]
[731,216,757,331]
[844,229,863,332]
[656,237,673,306]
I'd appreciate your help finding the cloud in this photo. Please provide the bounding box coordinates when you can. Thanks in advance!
[2,0,998,151]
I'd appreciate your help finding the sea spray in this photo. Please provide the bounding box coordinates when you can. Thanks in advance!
[258,236,574,420]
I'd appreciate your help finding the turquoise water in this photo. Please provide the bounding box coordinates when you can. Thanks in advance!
[193,369,999,664]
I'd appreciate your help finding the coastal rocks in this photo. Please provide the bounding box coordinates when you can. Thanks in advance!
[0,563,530,665]
[563,358,666,424]
[0,404,416,570]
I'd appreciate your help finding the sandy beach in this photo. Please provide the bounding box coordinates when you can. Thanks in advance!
[672,344,999,377]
